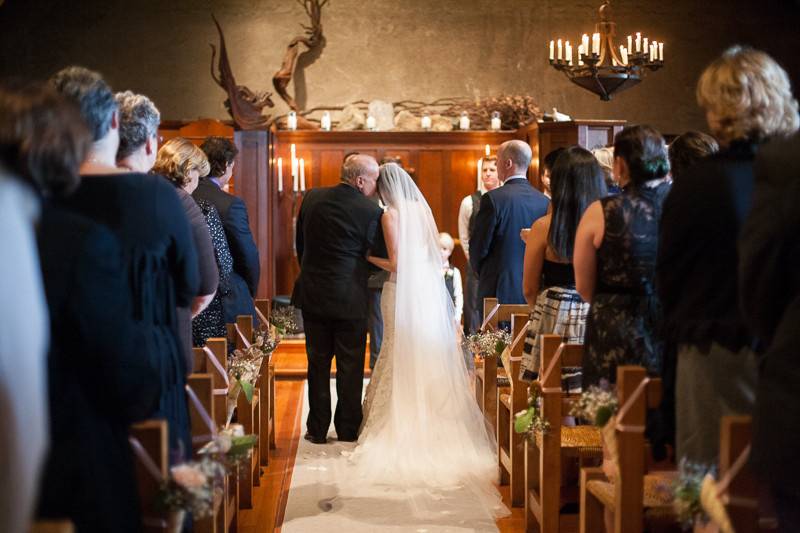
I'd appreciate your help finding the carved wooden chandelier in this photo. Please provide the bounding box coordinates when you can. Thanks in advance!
[548,1,665,101]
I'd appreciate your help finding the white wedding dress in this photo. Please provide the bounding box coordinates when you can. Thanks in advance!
[345,164,508,529]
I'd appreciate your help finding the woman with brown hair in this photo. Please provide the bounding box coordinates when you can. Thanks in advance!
[154,137,233,348]
[657,46,799,466]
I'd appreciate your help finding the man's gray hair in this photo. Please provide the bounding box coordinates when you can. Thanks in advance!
[500,140,533,170]
[50,66,117,142]
[341,154,375,183]
[115,91,161,159]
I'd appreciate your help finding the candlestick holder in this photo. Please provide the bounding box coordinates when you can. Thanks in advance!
[548,1,665,101]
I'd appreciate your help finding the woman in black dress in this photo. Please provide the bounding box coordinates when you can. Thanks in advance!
[574,125,671,387]
[52,66,199,461]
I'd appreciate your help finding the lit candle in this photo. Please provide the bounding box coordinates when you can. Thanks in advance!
[366,115,376,131]
[287,110,297,131]
[320,111,331,131]
[292,165,298,192]
[459,112,470,130]
[491,112,501,131]
[578,44,584,65]
[627,35,633,53]
[635,32,641,53]
[277,157,283,193]
[651,43,656,62]
[485,144,491,157]
[421,115,432,130]
[659,42,664,61]
[549,40,554,61]
[620,45,628,65]
[565,41,572,65]
[592,32,600,55]
[557,39,562,61]
[290,143,296,162]
[643,37,648,57]
[582,34,590,54]
[477,158,483,188]
[299,158,306,192]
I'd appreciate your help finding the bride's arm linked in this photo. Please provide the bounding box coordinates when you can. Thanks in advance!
[367,208,398,272]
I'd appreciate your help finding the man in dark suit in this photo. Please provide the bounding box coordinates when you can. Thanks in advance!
[196,136,260,322]
[292,154,384,443]
[739,132,800,531]
[469,140,549,305]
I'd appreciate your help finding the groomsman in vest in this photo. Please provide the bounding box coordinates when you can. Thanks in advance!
[458,155,499,334]
[469,140,549,305]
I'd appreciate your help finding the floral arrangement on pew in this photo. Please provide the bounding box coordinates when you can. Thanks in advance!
[514,386,550,436]
[156,457,226,522]
[198,423,259,470]
[672,459,715,531]
[270,304,298,336]
[570,385,619,479]
[464,329,512,359]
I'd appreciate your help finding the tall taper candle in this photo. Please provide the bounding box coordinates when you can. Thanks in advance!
[300,158,306,192]
[277,157,283,193]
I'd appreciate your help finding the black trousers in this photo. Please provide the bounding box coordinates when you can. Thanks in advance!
[367,287,383,369]
[463,265,481,335]
[303,312,367,440]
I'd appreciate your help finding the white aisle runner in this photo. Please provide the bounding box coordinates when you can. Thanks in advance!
[281,380,499,532]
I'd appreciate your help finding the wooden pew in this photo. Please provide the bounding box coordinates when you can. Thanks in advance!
[254,298,277,457]
[524,336,601,532]
[497,313,532,507]
[579,366,670,533]
[129,420,169,533]
[474,297,529,435]
[233,315,262,497]
[30,521,75,533]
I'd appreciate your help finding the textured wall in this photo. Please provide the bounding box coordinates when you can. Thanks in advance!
[1,0,799,134]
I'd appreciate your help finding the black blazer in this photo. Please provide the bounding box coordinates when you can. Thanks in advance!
[739,134,800,486]
[292,184,383,320]
[36,206,160,532]
[193,177,259,322]
[469,177,549,304]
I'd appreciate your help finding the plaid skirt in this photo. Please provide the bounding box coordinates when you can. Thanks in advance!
[520,286,589,389]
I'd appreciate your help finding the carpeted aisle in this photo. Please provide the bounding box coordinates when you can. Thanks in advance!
[280,380,499,532]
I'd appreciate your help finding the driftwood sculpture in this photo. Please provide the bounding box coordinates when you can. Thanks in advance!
[210,14,274,130]
[272,0,328,113]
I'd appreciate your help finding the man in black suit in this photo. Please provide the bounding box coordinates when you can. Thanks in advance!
[292,154,383,443]
[196,136,260,322]
[470,140,549,305]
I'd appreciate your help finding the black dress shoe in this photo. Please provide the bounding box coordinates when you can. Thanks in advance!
[336,434,358,443]
[304,433,327,445]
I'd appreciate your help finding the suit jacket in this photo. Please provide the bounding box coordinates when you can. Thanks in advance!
[469,177,549,304]
[193,177,259,322]
[292,183,383,320]
[36,205,160,532]
[739,133,800,486]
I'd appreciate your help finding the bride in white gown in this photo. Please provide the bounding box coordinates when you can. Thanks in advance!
[350,163,507,526]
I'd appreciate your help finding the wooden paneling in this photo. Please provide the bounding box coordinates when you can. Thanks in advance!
[537,120,626,185]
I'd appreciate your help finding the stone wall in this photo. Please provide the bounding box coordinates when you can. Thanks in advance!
[1,0,799,134]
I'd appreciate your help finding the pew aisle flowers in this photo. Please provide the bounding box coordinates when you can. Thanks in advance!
[673,459,715,531]
[464,329,512,359]
[514,387,550,436]
[571,385,619,480]
[198,423,258,469]
[270,305,298,336]
[157,457,226,520]
[228,325,280,404]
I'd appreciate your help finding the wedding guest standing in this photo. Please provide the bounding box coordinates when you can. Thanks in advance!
[574,125,671,386]
[0,89,50,533]
[470,140,549,305]
[458,155,498,334]
[153,138,222,357]
[114,90,160,173]
[592,146,621,194]
[740,132,800,532]
[519,147,606,382]
[52,66,199,460]
[0,82,160,532]
[667,131,719,182]
[439,232,463,323]
[658,46,799,465]
[540,147,564,198]
[197,136,260,322]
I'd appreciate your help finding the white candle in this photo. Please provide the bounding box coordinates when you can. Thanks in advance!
[459,113,470,130]
[421,115,432,130]
[320,111,331,131]
[366,115,376,131]
[659,42,664,61]
[643,37,648,56]
[565,41,572,65]
[491,116,501,131]
[627,35,633,53]
[557,39,563,61]
[549,40,554,61]
[582,34,590,55]
[299,158,306,191]
[292,165,298,192]
[635,32,641,53]
[477,158,483,188]
[592,32,600,55]
[485,144,491,157]
[578,44,584,65]
[620,45,628,65]
[290,143,296,162]
[287,111,297,131]
[277,157,283,193]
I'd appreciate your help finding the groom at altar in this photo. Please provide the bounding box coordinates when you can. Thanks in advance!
[292,154,384,444]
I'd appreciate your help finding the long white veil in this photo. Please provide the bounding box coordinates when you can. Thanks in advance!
[346,164,506,525]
